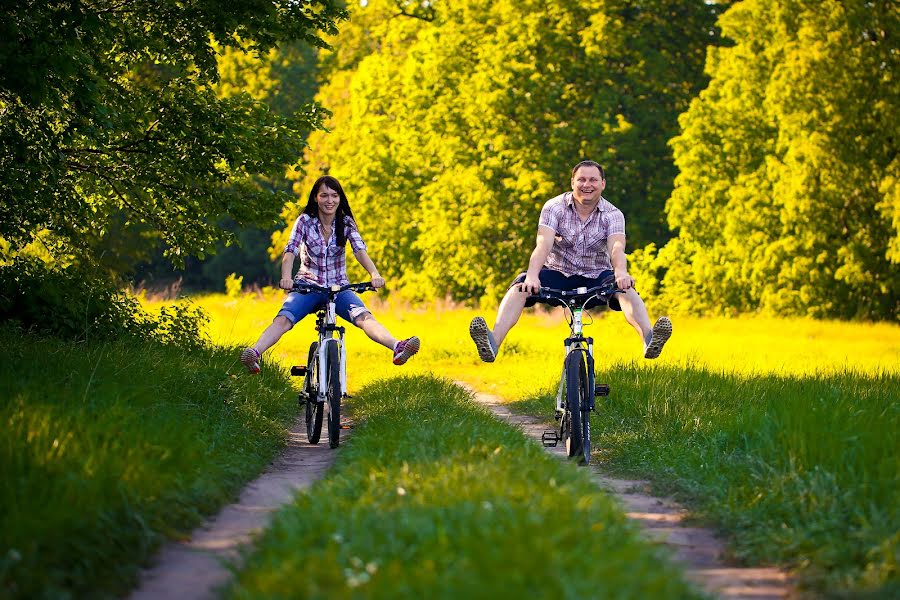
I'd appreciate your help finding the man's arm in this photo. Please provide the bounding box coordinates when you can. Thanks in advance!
[607,233,634,290]
[522,226,556,293]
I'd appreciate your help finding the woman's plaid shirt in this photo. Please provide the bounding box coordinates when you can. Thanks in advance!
[284,214,367,285]
[538,192,626,277]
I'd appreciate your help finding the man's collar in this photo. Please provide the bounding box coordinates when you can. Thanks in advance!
[565,192,606,212]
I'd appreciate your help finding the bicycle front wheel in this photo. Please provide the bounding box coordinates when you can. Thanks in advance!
[325,342,342,448]
[304,342,323,444]
[564,350,591,464]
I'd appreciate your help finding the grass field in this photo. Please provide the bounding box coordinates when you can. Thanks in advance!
[159,290,900,393]
[145,290,899,597]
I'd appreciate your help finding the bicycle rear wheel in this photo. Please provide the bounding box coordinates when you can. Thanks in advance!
[564,350,591,464]
[325,342,342,448]
[304,342,324,444]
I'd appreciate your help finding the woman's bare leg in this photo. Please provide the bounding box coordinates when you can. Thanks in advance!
[354,313,397,351]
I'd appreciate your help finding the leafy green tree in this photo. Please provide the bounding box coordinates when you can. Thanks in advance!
[286,0,728,301]
[654,0,899,319]
[0,0,345,270]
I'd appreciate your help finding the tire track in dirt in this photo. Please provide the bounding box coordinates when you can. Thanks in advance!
[129,416,334,600]
[468,387,794,600]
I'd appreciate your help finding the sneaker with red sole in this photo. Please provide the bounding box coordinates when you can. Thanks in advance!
[392,336,420,365]
[240,347,261,374]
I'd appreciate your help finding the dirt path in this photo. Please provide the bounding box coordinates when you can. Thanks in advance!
[468,388,794,600]
[129,416,335,600]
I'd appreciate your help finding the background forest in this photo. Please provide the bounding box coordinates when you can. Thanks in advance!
[1,0,897,321]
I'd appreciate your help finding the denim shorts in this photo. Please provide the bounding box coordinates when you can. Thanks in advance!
[276,289,371,325]
[509,268,623,311]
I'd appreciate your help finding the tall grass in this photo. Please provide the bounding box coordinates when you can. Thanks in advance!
[227,376,701,599]
[510,366,900,596]
[0,328,297,599]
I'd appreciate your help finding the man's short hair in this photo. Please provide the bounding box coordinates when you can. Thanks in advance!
[571,160,605,180]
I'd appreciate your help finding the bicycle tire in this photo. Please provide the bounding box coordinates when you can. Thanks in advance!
[564,350,590,463]
[304,342,324,444]
[325,342,342,448]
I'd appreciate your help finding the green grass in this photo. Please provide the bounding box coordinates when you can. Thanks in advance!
[0,328,298,599]
[227,376,702,600]
[510,365,900,598]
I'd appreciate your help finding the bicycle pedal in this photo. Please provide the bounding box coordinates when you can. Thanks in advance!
[541,430,559,447]
[340,424,353,430]
[290,365,307,377]
[594,383,610,397]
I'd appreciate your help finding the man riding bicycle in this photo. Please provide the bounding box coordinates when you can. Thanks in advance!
[470,160,672,362]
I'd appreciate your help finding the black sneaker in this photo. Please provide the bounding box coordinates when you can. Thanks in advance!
[469,317,498,363]
[644,317,672,359]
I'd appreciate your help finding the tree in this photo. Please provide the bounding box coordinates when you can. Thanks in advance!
[654,0,899,319]
[286,0,729,301]
[0,0,346,269]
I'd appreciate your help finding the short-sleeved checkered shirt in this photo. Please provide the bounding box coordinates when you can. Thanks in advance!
[284,214,367,286]
[538,192,626,277]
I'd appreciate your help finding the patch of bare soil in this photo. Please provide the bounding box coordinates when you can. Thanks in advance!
[128,417,335,600]
[470,389,795,600]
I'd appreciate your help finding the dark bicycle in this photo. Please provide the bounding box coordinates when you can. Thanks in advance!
[534,283,624,465]
[289,281,376,448]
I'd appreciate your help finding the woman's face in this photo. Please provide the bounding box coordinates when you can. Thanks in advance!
[315,184,340,219]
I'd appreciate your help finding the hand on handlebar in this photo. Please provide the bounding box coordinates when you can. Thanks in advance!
[518,274,542,295]
[614,271,635,291]
[371,273,385,289]
[280,277,294,290]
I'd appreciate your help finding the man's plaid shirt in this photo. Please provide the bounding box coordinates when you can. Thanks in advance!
[538,192,626,277]
[284,214,367,285]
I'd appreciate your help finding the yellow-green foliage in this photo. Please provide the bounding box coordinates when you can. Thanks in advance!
[663,0,899,319]
[280,0,726,302]
[143,291,900,401]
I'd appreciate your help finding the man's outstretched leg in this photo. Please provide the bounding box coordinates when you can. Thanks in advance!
[616,288,672,359]
[470,286,530,362]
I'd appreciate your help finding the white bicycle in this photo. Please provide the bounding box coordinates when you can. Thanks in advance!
[290,281,375,448]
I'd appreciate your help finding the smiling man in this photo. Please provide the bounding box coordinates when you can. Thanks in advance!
[469,160,672,362]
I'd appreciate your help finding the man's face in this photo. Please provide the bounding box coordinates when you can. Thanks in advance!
[571,166,605,204]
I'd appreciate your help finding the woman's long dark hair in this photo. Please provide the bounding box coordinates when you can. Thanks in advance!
[302,175,358,248]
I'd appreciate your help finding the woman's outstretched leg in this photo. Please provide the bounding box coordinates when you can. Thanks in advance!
[240,315,293,374]
[354,313,419,365]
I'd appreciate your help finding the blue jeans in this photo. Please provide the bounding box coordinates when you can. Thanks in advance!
[276,289,371,325]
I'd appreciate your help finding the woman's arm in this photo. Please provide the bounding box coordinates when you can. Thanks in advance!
[279,252,295,290]
[353,249,385,289]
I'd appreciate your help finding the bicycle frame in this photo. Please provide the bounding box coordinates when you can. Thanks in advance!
[313,298,347,401]
[535,283,622,463]
[555,304,597,416]
[292,281,375,448]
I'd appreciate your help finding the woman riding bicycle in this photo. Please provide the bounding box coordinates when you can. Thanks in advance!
[240,175,420,374]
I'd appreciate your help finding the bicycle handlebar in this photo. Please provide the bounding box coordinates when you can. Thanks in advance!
[291,281,377,296]
[530,284,623,307]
